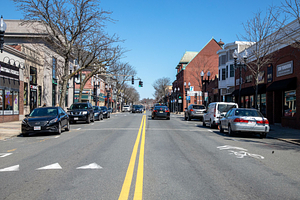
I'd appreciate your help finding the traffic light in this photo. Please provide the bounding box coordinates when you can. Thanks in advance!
[140,81,143,87]
[132,76,134,84]
[185,89,187,96]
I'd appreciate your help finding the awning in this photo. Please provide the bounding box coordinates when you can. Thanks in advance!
[267,77,297,91]
[231,84,266,96]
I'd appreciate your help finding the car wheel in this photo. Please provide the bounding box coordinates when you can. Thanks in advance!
[187,114,191,121]
[108,113,110,118]
[57,122,62,135]
[86,116,90,124]
[260,132,267,139]
[22,132,29,137]
[101,114,104,120]
[202,118,206,127]
[209,120,214,128]
[228,125,234,136]
[219,124,224,133]
[167,117,170,120]
[184,114,187,121]
[91,115,95,122]
[65,121,70,131]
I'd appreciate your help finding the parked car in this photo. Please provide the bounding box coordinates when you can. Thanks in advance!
[219,108,269,138]
[184,104,206,121]
[22,106,70,136]
[152,105,170,120]
[67,102,94,124]
[93,106,104,121]
[100,106,111,118]
[203,102,238,128]
[122,105,131,112]
[132,105,144,113]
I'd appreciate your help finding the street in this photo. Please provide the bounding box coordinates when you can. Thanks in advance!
[1,111,300,200]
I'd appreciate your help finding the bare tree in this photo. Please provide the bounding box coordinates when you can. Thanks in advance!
[152,77,171,100]
[238,6,284,108]
[13,0,115,107]
[190,56,214,90]
[122,84,139,104]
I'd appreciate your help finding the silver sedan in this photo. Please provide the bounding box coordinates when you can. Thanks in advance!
[219,108,269,138]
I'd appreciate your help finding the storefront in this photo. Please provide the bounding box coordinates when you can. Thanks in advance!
[0,61,20,122]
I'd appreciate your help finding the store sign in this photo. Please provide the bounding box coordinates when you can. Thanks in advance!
[30,85,38,90]
[277,61,293,77]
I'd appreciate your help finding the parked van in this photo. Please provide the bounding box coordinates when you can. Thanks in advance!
[203,102,238,128]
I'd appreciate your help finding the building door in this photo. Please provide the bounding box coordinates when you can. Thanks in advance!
[30,89,37,112]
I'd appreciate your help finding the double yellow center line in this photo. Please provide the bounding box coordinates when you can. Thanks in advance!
[118,115,146,200]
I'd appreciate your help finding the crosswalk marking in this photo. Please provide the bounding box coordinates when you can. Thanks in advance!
[76,163,102,169]
[36,163,62,170]
[0,165,19,172]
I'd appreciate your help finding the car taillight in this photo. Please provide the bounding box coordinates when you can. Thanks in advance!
[234,118,248,123]
[165,109,170,112]
[190,109,194,112]
[153,110,157,112]
[214,108,216,117]
[257,119,269,124]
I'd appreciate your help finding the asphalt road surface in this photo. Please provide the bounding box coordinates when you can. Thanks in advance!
[0,111,300,200]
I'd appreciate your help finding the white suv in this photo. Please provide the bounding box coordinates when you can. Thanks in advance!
[203,102,238,128]
[122,105,130,112]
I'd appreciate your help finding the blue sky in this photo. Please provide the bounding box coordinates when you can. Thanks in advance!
[1,0,284,99]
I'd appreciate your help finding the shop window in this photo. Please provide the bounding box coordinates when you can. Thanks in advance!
[284,90,296,117]
[250,95,254,108]
[4,90,13,115]
[257,94,261,111]
[13,91,19,114]
[241,96,244,108]
[222,68,225,80]
[52,57,57,79]
[0,90,3,115]
[226,65,228,78]
[245,96,249,108]
[65,90,68,107]
[24,82,28,105]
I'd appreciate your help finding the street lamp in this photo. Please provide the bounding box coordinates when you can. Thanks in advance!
[201,70,211,107]
[0,16,7,53]
[184,82,190,109]
[233,49,247,108]
[105,84,111,108]
[93,76,100,106]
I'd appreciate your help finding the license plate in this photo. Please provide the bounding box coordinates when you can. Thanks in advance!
[34,126,41,131]
[159,111,163,113]
[74,117,78,120]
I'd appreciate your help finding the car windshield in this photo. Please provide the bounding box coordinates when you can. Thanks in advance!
[29,108,58,117]
[235,109,263,117]
[218,104,237,113]
[70,104,88,109]
[100,106,107,111]
[193,105,205,109]
[93,106,99,110]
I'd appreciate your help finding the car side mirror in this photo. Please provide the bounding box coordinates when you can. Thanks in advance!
[25,114,29,117]
[67,108,70,110]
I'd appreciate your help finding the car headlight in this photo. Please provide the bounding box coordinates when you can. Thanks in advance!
[49,118,58,124]
[82,111,88,115]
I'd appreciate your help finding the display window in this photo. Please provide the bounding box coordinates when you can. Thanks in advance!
[284,90,296,117]
[4,90,13,115]
[0,90,3,115]
[13,91,19,114]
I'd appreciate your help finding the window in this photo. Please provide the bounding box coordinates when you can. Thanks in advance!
[38,86,42,106]
[226,65,228,78]
[284,90,296,117]
[30,66,37,85]
[52,57,57,79]
[4,90,13,115]
[230,64,234,77]
[24,82,28,105]
[261,94,266,116]
[0,90,3,115]
[222,68,225,80]
[13,91,19,114]
[219,69,220,81]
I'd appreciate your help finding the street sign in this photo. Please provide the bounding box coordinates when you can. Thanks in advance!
[178,99,182,103]
[186,96,190,100]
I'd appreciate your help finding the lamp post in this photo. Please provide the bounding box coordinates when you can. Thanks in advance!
[184,82,190,109]
[0,16,7,53]
[201,70,211,107]
[233,49,247,108]
[93,76,100,106]
[105,84,111,108]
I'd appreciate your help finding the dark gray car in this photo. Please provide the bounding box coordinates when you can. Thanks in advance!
[67,102,94,124]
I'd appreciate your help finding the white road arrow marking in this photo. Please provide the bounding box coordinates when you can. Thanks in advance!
[36,163,62,170]
[0,153,13,158]
[0,165,19,172]
[76,163,102,169]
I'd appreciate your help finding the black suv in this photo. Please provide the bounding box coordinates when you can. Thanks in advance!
[67,102,94,124]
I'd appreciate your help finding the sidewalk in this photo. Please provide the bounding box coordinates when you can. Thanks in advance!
[0,118,299,145]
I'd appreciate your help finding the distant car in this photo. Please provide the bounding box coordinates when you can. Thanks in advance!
[132,105,143,113]
[22,106,70,136]
[93,106,104,121]
[184,104,206,121]
[100,106,111,118]
[67,102,94,124]
[219,108,269,138]
[152,106,170,120]
[122,105,130,112]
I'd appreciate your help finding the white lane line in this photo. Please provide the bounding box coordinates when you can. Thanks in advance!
[54,136,60,138]
[76,163,102,169]
[77,128,81,130]
[0,165,19,172]
[208,130,213,132]
[36,163,62,170]
[0,153,13,158]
